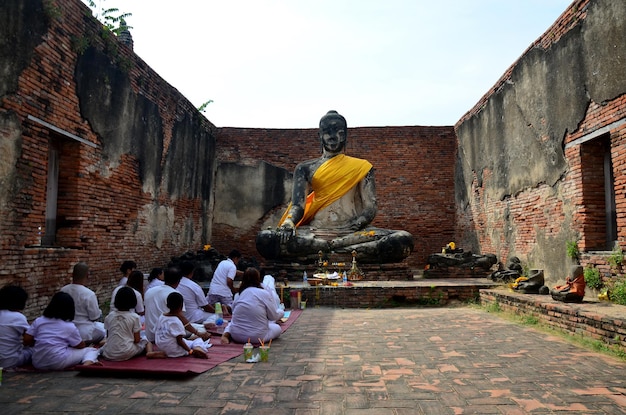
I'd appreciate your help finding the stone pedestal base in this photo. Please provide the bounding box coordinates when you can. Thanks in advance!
[261,261,415,281]
[423,266,492,279]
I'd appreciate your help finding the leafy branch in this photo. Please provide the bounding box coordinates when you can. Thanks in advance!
[86,0,132,35]
[198,100,214,113]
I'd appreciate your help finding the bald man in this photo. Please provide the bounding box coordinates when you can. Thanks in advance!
[60,262,105,344]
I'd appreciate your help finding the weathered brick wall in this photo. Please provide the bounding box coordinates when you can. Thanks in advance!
[0,0,216,318]
[213,126,458,269]
[455,0,626,285]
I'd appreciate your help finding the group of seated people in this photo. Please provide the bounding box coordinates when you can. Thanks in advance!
[0,249,286,371]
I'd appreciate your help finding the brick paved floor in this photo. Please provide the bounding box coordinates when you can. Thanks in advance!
[2,306,626,414]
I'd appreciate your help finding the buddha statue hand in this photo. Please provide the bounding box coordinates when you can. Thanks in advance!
[349,215,369,231]
[278,219,296,244]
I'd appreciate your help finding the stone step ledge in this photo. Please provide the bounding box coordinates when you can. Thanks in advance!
[480,288,626,348]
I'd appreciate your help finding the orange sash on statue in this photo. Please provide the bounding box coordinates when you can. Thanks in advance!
[279,154,372,227]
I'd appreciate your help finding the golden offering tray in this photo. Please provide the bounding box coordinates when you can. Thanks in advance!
[314,250,364,281]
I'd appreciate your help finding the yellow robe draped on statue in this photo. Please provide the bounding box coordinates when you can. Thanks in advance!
[279,154,373,227]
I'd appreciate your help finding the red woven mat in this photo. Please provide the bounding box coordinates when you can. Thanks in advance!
[75,308,302,375]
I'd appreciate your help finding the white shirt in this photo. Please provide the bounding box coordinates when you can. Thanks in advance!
[26,316,83,370]
[110,286,145,315]
[144,285,184,342]
[209,258,236,298]
[155,314,187,357]
[101,310,145,361]
[60,283,102,340]
[0,310,31,368]
[177,277,211,323]
[145,279,164,293]
[224,287,284,344]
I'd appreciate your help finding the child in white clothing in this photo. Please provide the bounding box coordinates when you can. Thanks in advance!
[24,292,99,370]
[101,287,165,361]
[0,285,33,369]
[154,292,211,358]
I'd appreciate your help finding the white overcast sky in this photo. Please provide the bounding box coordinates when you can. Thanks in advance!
[84,0,573,128]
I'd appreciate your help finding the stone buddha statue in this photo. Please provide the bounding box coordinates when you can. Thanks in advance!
[256,110,413,264]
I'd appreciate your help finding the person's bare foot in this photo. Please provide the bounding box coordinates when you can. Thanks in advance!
[146,351,167,359]
[221,333,231,344]
[191,348,209,359]
[82,360,102,366]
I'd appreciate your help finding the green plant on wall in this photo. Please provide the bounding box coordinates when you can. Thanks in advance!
[583,265,603,290]
[608,277,626,306]
[71,35,91,54]
[197,100,214,113]
[417,286,444,305]
[78,1,135,72]
[608,243,624,270]
[485,301,501,313]
[86,0,132,36]
[43,0,62,20]
[566,240,580,261]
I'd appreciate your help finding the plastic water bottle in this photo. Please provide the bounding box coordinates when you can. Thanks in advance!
[303,270,308,286]
[215,302,224,326]
[342,271,348,285]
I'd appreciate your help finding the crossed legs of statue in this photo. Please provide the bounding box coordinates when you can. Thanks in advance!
[256,227,413,264]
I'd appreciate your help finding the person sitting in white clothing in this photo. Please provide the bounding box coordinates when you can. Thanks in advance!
[221,267,284,345]
[144,267,209,344]
[145,267,165,293]
[118,260,137,287]
[178,261,216,324]
[0,285,33,369]
[154,292,211,359]
[60,262,105,344]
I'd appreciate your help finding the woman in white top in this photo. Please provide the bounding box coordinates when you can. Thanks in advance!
[221,268,284,344]
[145,267,165,292]
[118,260,137,287]
[24,292,99,370]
